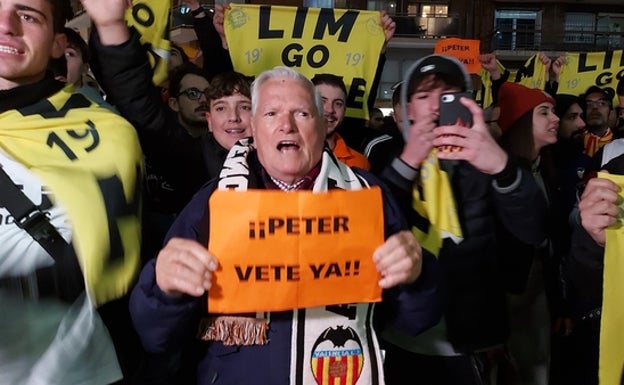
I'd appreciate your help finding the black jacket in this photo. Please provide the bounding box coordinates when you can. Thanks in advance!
[565,152,624,320]
[380,157,548,352]
[89,28,224,215]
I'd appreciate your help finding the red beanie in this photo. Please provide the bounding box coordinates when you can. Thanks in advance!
[497,82,555,132]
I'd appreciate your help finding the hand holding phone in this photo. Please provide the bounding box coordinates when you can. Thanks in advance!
[438,92,473,152]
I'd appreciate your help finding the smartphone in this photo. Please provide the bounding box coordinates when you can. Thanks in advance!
[439,92,473,127]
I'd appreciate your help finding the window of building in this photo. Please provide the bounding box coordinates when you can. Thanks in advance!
[494,10,541,50]
[405,3,447,16]
[564,12,595,44]
[367,0,398,14]
[420,5,447,18]
[304,0,334,7]
[597,13,624,49]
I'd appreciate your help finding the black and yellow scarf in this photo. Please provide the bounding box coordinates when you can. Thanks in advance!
[0,83,143,305]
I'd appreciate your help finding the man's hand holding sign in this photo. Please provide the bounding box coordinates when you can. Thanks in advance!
[156,187,423,311]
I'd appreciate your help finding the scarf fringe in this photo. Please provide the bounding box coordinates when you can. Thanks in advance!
[197,316,269,346]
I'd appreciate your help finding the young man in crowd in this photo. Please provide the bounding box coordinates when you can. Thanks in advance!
[378,54,548,384]
[311,73,371,170]
[0,0,143,384]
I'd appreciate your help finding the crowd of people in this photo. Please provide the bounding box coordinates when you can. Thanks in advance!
[1,0,623,385]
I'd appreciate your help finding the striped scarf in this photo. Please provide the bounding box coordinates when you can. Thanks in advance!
[583,128,613,157]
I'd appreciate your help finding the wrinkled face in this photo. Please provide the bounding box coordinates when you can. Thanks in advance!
[64,44,85,86]
[206,92,252,150]
[316,83,345,135]
[253,77,326,184]
[584,91,611,128]
[532,102,559,150]
[0,0,65,89]
[169,73,210,127]
[559,103,585,139]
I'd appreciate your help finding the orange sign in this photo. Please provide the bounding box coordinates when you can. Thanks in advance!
[434,38,481,74]
[207,188,384,313]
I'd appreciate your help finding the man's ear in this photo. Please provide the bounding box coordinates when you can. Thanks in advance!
[168,97,180,112]
[205,112,213,132]
[51,33,67,59]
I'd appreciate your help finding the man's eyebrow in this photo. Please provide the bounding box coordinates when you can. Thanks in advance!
[16,4,49,21]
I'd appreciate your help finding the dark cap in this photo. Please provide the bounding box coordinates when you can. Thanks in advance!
[407,55,469,94]
[584,85,614,101]
[400,54,472,136]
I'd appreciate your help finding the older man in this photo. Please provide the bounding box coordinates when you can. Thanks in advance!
[129,66,443,385]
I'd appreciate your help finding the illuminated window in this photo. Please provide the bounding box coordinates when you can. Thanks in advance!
[421,5,448,18]
[304,0,334,7]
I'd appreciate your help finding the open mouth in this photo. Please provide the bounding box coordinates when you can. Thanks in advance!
[277,140,300,151]
[225,128,246,135]
[0,45,20,55]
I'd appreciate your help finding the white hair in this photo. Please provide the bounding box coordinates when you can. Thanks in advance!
[250,66,324,117]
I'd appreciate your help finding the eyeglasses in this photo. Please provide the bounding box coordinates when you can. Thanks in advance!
[585,99,609,108]
[178,87,209,101]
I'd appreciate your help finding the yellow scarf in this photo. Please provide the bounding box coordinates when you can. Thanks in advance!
[0,86,143,305]
[411,150,463,257]
[582,128,613,157]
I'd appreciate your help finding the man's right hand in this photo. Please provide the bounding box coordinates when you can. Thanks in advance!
[80,0,131,45]
[155,237,219,298]
[213,3,230,50]
[578,175,620,246]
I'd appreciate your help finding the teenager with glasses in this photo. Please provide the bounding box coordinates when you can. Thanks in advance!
[178,87,210,101]
[581,85,615,158]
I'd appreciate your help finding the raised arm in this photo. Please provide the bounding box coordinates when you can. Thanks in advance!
[81,0,169,134]
[183,0,234,78]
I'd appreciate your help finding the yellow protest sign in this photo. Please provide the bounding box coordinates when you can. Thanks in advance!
[125,0,171,86]
[509,51,624,102]
[599,172,624,385]
[558,51,624,102]
[207,188,384,313]
[224,4,385,119]
[434,38,481,74]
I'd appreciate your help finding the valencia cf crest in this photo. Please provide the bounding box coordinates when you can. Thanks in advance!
[310,326,364,385]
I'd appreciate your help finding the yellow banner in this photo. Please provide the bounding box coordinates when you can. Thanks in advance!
[599,172,624,385]
[479,51,624,107]
[224,4,385,119]
[207,188,384,313]
[558,51,624,104]
[125,0,171,86]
